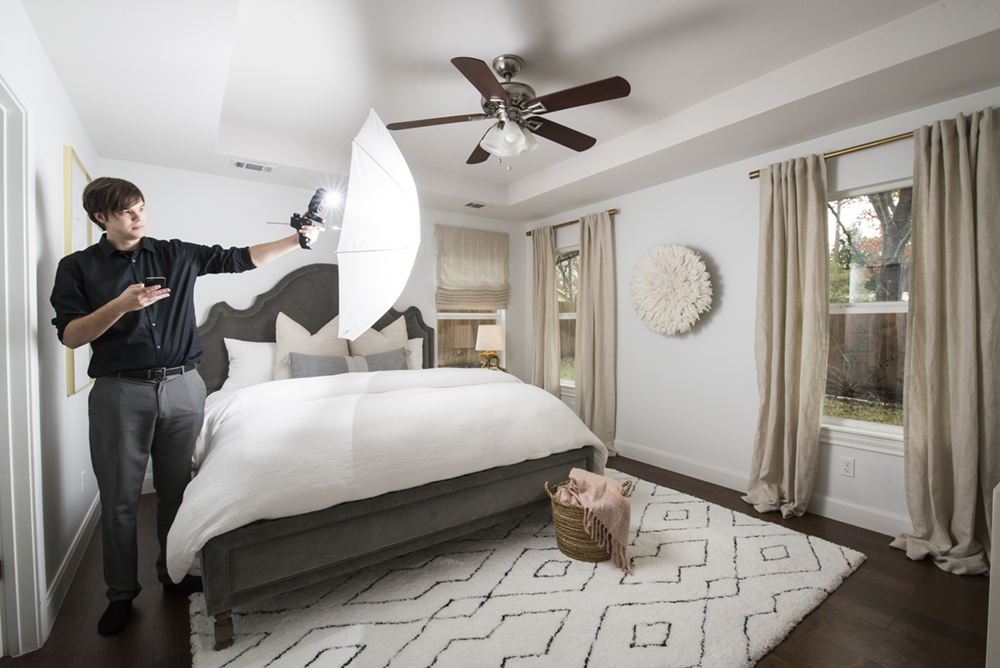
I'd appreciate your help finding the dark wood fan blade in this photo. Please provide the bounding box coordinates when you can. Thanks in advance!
[467,128,493,164]
[467,144,490,164]
[529,117,597,152]
[451,57,511,106]
[387,113,488,130]
[526,76,630,113]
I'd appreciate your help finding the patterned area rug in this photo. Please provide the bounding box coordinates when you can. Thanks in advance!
[190,470,865,667]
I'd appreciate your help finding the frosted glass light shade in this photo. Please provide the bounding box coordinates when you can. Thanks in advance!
[480,121,536,157]
[475,324,505,351]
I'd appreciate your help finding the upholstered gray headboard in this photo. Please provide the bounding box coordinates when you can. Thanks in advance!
[196,263,434,393]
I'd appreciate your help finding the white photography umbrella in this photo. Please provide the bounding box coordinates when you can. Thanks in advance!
[337,108,421,340]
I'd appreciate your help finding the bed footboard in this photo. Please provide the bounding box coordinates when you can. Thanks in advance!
[201,446,597,632]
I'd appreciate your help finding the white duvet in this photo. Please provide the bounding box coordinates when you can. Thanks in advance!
[166,368,607,581]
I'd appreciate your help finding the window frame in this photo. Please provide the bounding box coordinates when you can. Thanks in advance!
[556,244,580,393]
[821,180,911,457]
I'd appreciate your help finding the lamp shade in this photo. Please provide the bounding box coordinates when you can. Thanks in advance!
[475,324,505,351]
[480,121,536,157]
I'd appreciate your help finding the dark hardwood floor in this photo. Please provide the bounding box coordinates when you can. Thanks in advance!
[1,456,990,667]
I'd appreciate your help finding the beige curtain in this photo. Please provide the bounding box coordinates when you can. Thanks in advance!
[435,224,510,309]
[890,107,1000,575]
[744,155,829,518]
[531,226,561,396]
[577,212,617,456]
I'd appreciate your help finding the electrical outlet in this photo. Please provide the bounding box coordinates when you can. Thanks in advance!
[841,457,855,478]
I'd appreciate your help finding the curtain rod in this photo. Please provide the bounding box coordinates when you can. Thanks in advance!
[748,131,914,180]
[525,208,619,236]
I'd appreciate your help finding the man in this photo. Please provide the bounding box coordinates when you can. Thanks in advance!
[49,177,322,635]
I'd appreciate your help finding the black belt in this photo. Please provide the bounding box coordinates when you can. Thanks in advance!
[113,364,196,380]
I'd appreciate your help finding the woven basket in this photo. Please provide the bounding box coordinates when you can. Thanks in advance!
[545,479,633,562]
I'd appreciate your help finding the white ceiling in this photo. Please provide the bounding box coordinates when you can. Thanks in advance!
[21,0,1000,221]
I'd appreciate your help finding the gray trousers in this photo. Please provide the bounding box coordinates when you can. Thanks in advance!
[89,370,206,601]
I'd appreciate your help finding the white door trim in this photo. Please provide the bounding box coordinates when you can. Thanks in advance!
[0,73,46,656]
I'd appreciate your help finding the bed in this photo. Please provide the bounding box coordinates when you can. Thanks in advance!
[180,263,605,650]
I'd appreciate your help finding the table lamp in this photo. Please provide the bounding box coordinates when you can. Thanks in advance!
[475,324,507,372]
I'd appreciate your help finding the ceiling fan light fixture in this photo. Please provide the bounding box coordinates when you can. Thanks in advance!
[480,120,534,157]
[502,120,522,143]
[518,126,539,154]
[479,122,508,155]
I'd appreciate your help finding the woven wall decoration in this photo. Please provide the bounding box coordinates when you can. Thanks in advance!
[629,244,713,335]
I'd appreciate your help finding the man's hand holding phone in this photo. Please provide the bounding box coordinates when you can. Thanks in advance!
[119,277,170,312]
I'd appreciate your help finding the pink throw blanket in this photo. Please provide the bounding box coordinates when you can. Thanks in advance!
[555,468,633,574]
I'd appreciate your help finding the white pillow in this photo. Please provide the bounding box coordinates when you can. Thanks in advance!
[220,339,276,392]
[348,316,408,357]
[406,337,424,370]
[274,312,349,380]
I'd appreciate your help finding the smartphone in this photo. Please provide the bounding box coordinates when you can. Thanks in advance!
[144,277,166,288]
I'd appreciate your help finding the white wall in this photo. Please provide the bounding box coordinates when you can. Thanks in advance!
[100,159,525,348]
[525,85,1000,538]
[1,0,101,648]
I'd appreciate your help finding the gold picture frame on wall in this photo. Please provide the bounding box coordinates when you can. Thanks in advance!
[63,145,94,395]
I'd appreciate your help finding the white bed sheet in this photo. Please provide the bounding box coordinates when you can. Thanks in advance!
[166,368,606,581]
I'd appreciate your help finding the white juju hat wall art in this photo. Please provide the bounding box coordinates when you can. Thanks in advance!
[629,244,713,335]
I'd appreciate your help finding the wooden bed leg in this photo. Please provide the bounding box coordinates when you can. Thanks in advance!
[214,610,234,650]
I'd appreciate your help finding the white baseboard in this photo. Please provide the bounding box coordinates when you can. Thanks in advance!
[805,491,912,538]
[615,440,749,492]
[614,439,912,538]
[44,493,100,633]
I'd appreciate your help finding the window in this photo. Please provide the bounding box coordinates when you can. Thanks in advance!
[437,310,504,368]
[556,248,579,383]
[825,187,911,427]
[433,224,510,368]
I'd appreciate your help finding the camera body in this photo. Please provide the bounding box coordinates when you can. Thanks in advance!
[290,188,329,249]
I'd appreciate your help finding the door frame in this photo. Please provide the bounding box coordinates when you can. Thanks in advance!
[0,72,46,656]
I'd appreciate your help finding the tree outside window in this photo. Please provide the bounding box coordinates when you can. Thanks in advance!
[556,249,579,382]
[825,187,911,426]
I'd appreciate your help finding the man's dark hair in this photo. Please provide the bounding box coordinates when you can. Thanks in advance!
[82,177,144,231]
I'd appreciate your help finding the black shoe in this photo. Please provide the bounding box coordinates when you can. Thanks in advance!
[97,600,132,634]
[161,574,203,594]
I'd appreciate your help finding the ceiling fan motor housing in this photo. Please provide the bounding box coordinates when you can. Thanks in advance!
[481,81,536,116]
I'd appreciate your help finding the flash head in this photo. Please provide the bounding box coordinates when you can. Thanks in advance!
[307,188,328,215]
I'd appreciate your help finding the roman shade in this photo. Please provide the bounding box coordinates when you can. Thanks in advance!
[435,225,510,310]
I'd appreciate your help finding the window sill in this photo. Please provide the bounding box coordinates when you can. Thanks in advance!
[820,416,903,457]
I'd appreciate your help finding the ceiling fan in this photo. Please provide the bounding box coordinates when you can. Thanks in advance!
[387,54,631,164]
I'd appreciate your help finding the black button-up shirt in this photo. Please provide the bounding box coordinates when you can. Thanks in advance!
[50,235,255,377]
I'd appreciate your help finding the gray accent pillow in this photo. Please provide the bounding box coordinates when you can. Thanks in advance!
[289,347,409,378]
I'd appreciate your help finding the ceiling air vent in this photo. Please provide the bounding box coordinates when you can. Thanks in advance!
[230,159,277,174]
[464,202,490,209]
